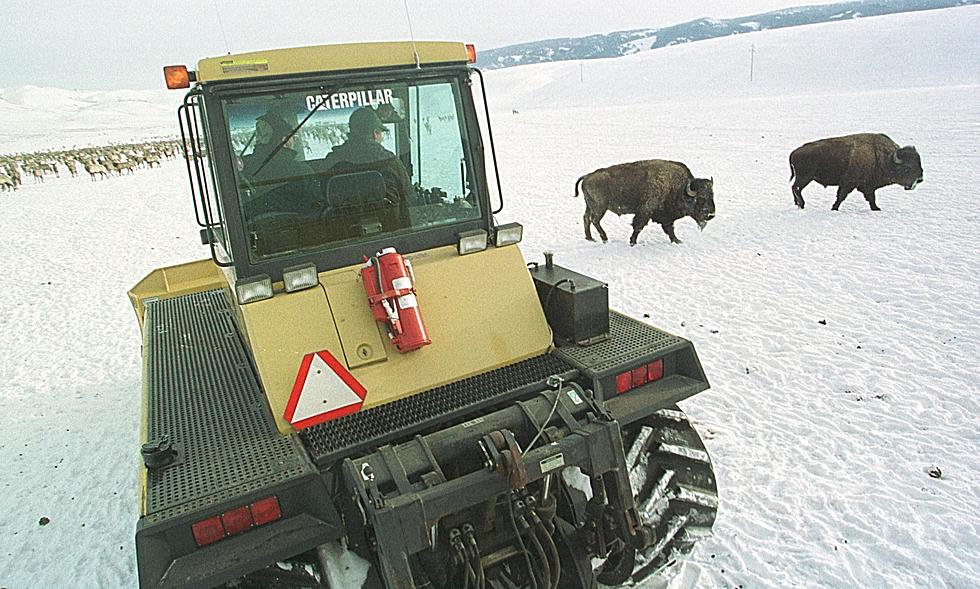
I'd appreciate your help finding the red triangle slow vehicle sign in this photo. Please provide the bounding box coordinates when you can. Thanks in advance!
[284,350,367,429]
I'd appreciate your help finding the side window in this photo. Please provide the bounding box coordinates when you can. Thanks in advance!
[407,82,476,228]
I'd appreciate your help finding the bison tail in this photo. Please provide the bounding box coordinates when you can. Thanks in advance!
[789,163,796,182]
[574,175,586,197]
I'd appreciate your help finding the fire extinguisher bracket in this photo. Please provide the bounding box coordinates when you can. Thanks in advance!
[360,248,432,353]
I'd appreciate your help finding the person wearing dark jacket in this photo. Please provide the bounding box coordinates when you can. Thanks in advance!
[321,107,412,228]
[241,111,315,216]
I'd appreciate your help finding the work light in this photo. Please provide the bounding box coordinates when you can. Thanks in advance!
[283,263,319,293]
[236,275,273,304]
[494,222,523,247]
[457,229,488,255]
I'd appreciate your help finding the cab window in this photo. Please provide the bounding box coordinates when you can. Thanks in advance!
[221,79,481,262]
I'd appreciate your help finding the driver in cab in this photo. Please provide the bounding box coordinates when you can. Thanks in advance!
[321,107,412,227]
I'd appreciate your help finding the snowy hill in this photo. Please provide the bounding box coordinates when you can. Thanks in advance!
[478,0,980,70]
[486,4,980,109]
[0,86,179,153]
[1,6,978,589]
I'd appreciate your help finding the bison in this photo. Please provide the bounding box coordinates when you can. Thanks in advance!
[574,159,715,245]
[790,133,923,211]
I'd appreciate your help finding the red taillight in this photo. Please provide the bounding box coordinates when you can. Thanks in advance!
[192,495,281,548]
[250,496,282,526]
[615,372,632,394]
[616,359,665,395]
[221,506,254,536]
[192,516,224,547]
[631,366,648,387]
[647,359,664,382]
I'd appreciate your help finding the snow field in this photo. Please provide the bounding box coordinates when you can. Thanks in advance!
[1,5,979,588]
[490,84,980,588]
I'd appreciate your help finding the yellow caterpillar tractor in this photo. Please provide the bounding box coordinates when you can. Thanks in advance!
[129,41,717,589]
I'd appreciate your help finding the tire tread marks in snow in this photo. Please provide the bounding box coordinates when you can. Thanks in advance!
[624,406,717,584]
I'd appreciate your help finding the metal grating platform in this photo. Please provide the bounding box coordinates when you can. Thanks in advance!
[302,354,575,466]
[143,290,314,524]
[557,311,684,373]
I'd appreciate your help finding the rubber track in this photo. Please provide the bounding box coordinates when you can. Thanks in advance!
[624,405,718,583]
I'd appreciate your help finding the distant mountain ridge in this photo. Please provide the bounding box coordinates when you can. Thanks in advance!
[477,0,980,69]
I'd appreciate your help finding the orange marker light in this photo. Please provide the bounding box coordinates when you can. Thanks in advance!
[163,65,191,89]
[465,44,477,64]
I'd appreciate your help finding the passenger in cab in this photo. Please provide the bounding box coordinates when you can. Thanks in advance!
[242,111,315,217]
[242,111,312,181]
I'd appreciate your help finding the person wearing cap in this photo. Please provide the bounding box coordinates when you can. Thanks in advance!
[242,111,311,180]
[241,110,315,216]
[321,107,412,227]
[323,107,404,168]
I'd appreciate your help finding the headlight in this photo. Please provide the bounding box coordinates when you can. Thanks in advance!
[494,222,523,247]
[457,229,488,255]
[283,263,318,293]
[236,274,273,304]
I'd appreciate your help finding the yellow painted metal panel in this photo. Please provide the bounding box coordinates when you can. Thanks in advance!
[196,42,468,83]
[128,259,227,329]
[350,244,553,410]
[238,244,552,434]
[321,271,389,369]
[138,326,150,515]
[239,285,347,435]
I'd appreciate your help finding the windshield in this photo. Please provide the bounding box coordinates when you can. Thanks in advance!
[221,78,481,261]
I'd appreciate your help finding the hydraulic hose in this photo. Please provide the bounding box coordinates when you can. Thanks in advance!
[526,523,552,589]
[535,519,561,589]
[464,527,486,589]
[507,496,539,589]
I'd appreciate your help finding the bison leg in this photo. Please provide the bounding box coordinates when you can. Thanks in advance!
[792,177,811,209]
[590,208,609,242]
[862,190,881,211]
[583,210,595,241]
[627,215,651,246]
[661,221,682,245]
[831,186,854,211]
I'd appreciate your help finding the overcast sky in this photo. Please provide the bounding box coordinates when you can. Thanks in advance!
[2,0,849,91]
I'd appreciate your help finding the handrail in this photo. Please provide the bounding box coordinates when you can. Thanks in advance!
[472,68,504,214]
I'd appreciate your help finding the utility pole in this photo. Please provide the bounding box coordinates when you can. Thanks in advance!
[750,44,755,82]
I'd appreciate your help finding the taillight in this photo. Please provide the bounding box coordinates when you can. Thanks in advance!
[616,359,665,394]
[615,372,632,394]
[631,366,648,387]
[221,506,254,535]
[250,496,283,525]
[647,359,664,381]
[191,496,282,547]
[192,516,224,547]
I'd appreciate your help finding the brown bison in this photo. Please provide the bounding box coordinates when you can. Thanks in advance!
[790,133,923,211]
[575,159,715,245]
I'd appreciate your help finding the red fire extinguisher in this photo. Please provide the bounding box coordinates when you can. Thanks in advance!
[361,247,431,353]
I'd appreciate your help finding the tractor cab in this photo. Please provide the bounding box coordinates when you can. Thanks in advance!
[173,42,505,285]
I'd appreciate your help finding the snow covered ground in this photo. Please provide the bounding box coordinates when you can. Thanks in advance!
[2,5,979,589]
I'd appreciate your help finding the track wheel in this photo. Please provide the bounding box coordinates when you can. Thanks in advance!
[619,405,718,585]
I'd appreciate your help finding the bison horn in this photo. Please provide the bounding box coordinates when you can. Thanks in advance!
[892,150,903,165]
[686,181,697,197]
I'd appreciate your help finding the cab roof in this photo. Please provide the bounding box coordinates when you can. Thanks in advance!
[196,41,469,83]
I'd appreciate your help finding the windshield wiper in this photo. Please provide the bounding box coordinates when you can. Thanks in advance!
[250,87,334,178]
